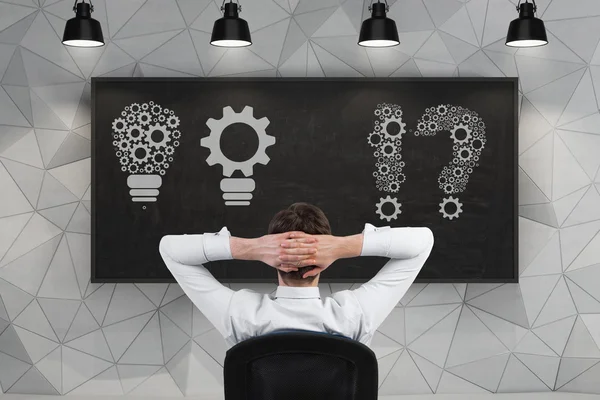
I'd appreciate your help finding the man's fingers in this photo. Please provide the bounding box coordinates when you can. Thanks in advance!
[284,231,309,239]
[302,268,322,278]
[281,247,317,255]
[281,240,316,249]
[279,254,315,262]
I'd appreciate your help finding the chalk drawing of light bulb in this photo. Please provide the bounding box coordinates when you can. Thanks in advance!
[414,104,487,220]
[368,103,407,222]
[201,106,275,206]
[111,101,181,203]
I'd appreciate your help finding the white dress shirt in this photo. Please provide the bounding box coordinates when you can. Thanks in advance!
[159,224,434,348]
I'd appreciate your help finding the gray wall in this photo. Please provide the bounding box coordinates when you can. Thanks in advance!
[0,0,600,396]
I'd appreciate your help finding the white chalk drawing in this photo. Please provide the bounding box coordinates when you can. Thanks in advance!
[369,103,406,221]
[201,106,276,206]
[111,101,181,203]
[415,104,487,220]
[376,195,402,222]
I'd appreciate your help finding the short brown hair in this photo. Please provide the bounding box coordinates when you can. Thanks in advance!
[268,203,331,283]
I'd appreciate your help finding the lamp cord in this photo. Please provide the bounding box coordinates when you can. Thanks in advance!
[221,0,241,13]
[72,0,94,12]
[368,0,389,12]
[516,0,537,12]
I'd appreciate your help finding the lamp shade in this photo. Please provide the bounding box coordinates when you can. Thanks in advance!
[506,2,547,47]
[211,2,251,47]
[62,2,104,47]
[358,2,399,48]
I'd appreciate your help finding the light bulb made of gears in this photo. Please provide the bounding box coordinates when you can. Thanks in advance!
[201,106,276,206]
[368,103,407,222]
[414,104,487,221]
[111,101,181,204]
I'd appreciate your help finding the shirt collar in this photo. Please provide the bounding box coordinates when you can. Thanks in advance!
[275,286,320,299]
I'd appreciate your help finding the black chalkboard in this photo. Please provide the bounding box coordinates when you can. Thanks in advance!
[92,78,518,283]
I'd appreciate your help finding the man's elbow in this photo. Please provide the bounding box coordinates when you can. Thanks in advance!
[159,236,174,260]
[409,227,434,258]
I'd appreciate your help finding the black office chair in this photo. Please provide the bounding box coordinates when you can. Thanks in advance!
[223,329,378,400]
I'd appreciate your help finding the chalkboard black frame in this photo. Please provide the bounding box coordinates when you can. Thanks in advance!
[91,77,519,284]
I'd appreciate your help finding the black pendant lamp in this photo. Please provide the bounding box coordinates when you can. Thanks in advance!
[506,0,548,48]
[211,0,252,48]
[62,0,104,47]
[358,0,399,48]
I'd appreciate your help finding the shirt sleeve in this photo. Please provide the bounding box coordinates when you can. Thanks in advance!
[351,223,434,336]
[159,227,235,338]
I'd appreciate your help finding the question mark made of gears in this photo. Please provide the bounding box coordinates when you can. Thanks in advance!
[368,103,406,222]
[415,104,487,220]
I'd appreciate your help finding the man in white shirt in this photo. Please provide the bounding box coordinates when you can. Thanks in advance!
[159,203,433,347]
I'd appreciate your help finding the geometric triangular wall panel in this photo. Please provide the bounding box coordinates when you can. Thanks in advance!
[1,0,600,395]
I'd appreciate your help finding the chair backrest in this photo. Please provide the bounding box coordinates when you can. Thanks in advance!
[223,329,378,400]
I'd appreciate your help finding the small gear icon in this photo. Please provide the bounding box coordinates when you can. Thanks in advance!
[378,162,391,176]
[381,116,406,140]
[126,114,137,124]
[380,141,398,158]
[388,181,399,193]
[153,151,166,164]
[138,111,152,126]
[382,106,392,116]
[145,123,171,149]
[172,130,181,139]
[115,138,131,154]
[130,143,151,164]
[127,125,144,143]
[165,146,175,155]
[144,164,155,174]
[394,108,403,118]
[127,163,139,174]
[458,146,473,161]
[119,156,128,166]
[368,131,383,148]
[167,115,180,129]
[439,196,463,220]
[158,115,166,122]
[201,106,275,177]
[437,104,448,115]
[151,104,162,115]
[112,118,127,134]
[397,172,406,183]
[450,123,472,144]
[130,103,141,113]
[443,183,455,194]
[376,195,402,222]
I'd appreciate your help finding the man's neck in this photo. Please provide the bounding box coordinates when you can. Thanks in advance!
[277,276,320,287]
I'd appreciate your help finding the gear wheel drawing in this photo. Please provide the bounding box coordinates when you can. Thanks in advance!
[439,196,463,220]
[138,111,152,126]
[115,135,132,151]
[458,146,473,161]
[450,123,472,144]
[201,106,275,177]
[130,143,151,164]
[112,118,127,134]
[127,163,139,174]
[381,116,407,140]
[376,195,402,222]
[380,141,398,158]
[130,103,141,114]
[167,115,180,129]
[368,131,383,148]
[145,123,171,149]
[127,125,144,143]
